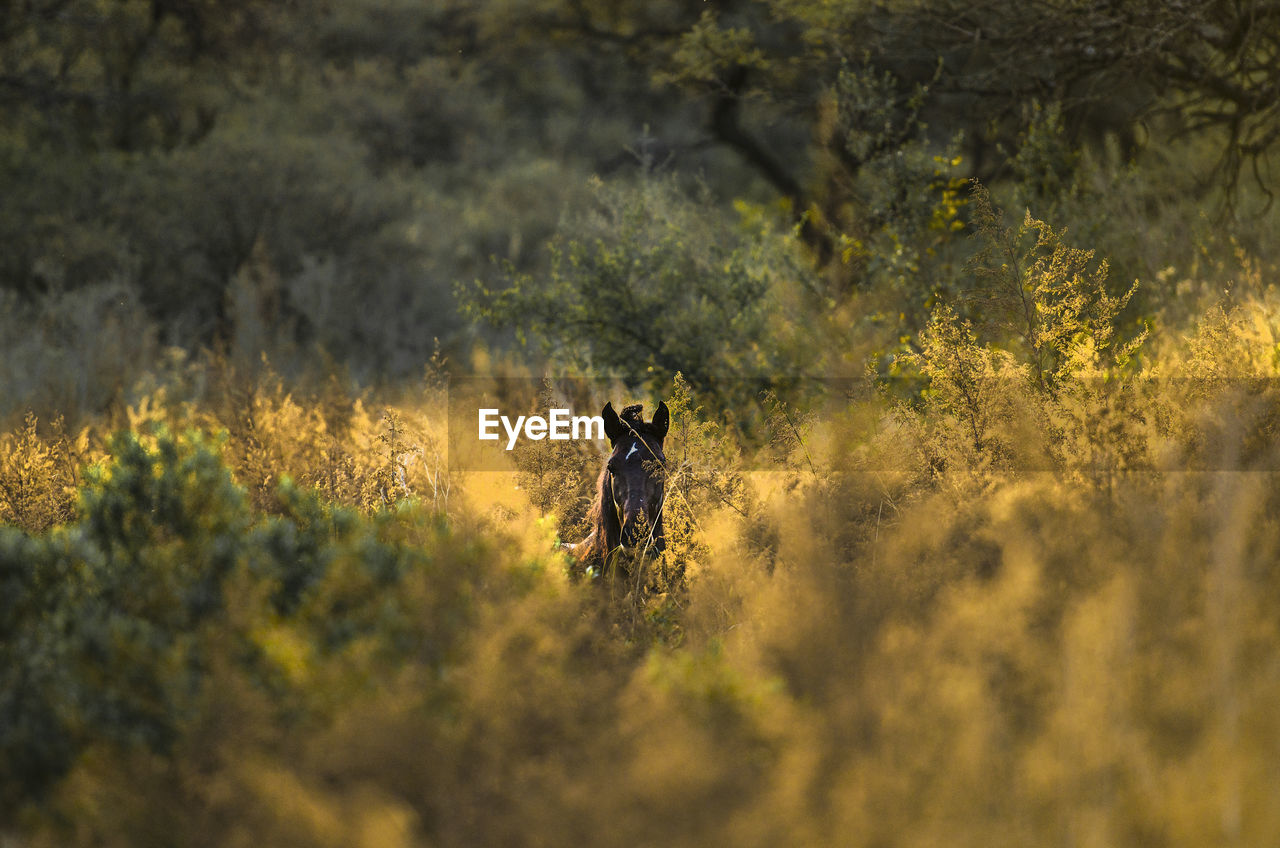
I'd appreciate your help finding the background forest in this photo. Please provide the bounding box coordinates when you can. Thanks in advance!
[4,1,1280,845]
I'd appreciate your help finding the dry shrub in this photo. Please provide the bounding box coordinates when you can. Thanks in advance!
[112,356,454,516]
[9,313,1280,847]
[10,243,1280,848]
[0,413,96,532]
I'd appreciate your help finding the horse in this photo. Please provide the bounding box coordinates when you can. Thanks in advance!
[571,401,670,569]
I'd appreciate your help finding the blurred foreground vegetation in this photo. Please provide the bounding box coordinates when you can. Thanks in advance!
[5,0,1280,844]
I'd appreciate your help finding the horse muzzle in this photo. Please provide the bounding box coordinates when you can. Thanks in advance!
[619,509,650,548]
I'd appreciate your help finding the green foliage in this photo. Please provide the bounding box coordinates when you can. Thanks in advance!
[0,426,478,821]
[1,431,250,812]
[655,11,771,88]
[464,177,813,418]
[0,0,291,152]
[0,526,88,810]
[802,61,977,341]
[83,431,247,580]
[4,0,1279,417]
[1004,101,1083,206]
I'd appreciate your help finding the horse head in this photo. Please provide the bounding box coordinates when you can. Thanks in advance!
[599,400,669,553]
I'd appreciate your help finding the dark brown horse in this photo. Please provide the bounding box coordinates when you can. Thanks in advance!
[574,401,669,566]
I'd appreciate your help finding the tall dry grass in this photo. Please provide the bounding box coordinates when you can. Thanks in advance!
[4,284,1280,847]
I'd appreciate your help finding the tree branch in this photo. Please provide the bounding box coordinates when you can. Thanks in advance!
[709,65,833,262]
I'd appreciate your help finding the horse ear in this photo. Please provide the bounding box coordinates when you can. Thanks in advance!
[652,401,670,441]
[602,402,625,444]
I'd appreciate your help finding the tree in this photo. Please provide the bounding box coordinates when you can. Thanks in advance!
[0,0,299,151]
[462,176,813,416]
[499,0,1280,253]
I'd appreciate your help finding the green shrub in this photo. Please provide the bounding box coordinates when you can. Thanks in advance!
[462,176,814,422]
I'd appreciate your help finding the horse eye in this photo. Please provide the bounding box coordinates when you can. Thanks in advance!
[607,460,619,474]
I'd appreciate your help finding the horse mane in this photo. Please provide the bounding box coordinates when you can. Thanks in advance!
[578,461,622,563]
